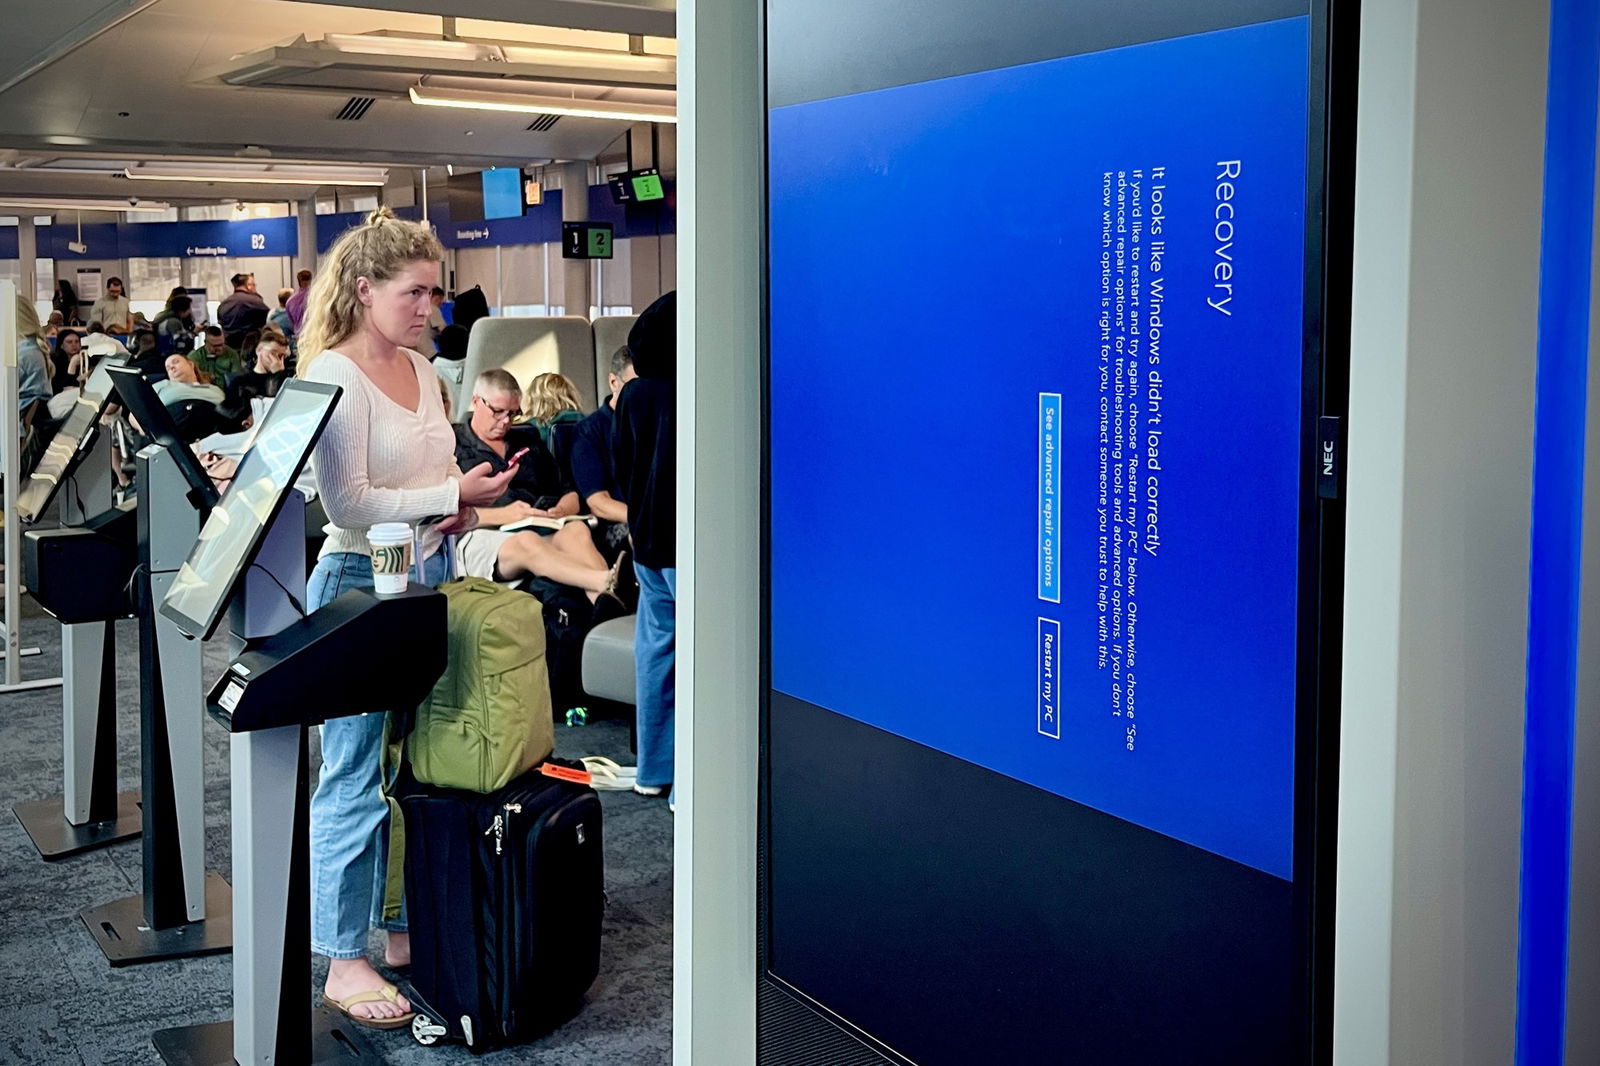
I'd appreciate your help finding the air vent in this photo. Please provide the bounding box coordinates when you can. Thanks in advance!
[334,96,376,121]
[525,114,561,132]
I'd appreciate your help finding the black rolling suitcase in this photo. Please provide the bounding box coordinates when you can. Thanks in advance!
[399,766,604,1051]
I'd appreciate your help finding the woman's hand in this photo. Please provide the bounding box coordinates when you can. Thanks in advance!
[434,507,480,536]
[457,461,518,506]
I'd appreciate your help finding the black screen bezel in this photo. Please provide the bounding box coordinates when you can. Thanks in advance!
[158,379,340,642]
[105,365,220,511]
[758,3,1356,1062]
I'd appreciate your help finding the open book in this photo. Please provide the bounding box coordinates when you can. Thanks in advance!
[498,514,596,534]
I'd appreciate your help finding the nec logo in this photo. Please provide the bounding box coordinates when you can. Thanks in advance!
[1317,416,1341,499]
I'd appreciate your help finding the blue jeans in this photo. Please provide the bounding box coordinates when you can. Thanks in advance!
[634,565,677,792]
[307,549,449,959]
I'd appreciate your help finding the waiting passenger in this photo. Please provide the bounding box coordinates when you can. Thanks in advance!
[269,287,295,340]
[570,345,635,537]
[238,328,262,371]
[218,272,268,349]
[52,279,80,327]
[8,296,54,470]
[615,292,678,805]
[521,371,587,469]
[419,285,446,354]
[452,368,619,595]
[154,294,197,354]
[80,323,128,363]
[190,326,241,382]
[225,329,290,403]
[89,276,132,334]
[127,330,164,379]
[432,322,468,398]
[155,354,224,406]
[49,331,86,393]
[15,296,53,414]
[297,208,518,1029]
[43,310,65,339]
[286,267,312,331]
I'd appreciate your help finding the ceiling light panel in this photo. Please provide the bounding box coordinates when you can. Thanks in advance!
[408,85,676,123]
[124,163,389,186]
[0,198,171,213]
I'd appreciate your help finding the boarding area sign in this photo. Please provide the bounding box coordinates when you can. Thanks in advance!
[762,2,1350,1063]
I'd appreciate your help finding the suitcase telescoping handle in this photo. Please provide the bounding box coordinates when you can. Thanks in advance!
[411,528,459,584]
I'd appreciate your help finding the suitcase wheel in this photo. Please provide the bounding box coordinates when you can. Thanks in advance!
[411,1013,447,1046]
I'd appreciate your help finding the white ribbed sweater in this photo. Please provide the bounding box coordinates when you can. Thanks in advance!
[304,347,460,561]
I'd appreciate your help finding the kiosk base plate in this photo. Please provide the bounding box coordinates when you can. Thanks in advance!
[153,1006,381,1065]
[80,871,233,966]
[12,790,141,859]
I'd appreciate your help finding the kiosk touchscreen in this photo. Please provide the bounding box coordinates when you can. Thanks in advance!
[104,365,220,512]
[15,387,120,524]
[160,380,339,642]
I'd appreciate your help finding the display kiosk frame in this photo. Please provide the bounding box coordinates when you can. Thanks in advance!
[758,2,1359,1064]
[78,365,230,966]
[12,364,141,860]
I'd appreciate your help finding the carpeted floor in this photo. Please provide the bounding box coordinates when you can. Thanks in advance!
[0,590,672,1065]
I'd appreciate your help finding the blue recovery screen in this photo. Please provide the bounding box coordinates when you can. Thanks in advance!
[770,16,1309,879]
[481,167,524,220]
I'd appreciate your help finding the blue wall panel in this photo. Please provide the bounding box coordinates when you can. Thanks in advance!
[1518,1,1599,1062]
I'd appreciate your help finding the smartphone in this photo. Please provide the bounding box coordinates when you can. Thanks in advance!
[508,447,530,466]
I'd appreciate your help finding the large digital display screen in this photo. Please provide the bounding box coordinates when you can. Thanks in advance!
[764,2,1344,1063]
[480,167,524,220]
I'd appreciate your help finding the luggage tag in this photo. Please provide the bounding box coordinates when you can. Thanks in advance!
[540,763,593,786]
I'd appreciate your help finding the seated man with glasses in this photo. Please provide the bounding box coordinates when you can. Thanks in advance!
[452,368,619,597]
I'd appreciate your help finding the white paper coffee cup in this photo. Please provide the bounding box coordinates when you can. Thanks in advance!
[368,522,413,595]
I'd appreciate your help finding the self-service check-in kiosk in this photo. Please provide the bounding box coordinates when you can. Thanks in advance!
[14,357,142,859]
[146,380,448,1065]
[73,365,231,966]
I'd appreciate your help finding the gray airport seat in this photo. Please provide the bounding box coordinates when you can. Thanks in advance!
[591,315,638,404]
[455,315,598,419]
[582,614,637,705]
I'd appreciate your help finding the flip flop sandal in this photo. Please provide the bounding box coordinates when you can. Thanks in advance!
[580,756,638,791]
[324,983,417,1030]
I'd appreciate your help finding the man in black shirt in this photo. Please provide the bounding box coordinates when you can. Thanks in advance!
[451,368,615,593]
[613,292,676,803]
[217,272,269,350]
[224,329,290,404]
[569,344,635,555]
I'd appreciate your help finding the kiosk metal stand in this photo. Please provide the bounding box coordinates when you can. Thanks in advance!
[147,378,447,1065]
[79,440,231,965]
[14,424,142,859]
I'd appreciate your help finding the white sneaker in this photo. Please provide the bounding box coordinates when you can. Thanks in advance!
[633,783,667,797]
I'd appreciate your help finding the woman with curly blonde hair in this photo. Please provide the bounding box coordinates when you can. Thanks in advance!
[298,208,518,1029]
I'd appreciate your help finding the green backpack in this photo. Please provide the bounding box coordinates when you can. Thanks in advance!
[408,576,555,793]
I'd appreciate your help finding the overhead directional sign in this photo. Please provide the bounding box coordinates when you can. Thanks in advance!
[35,217,298,259]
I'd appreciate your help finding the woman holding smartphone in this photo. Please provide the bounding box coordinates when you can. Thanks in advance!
[297,209,515,1029]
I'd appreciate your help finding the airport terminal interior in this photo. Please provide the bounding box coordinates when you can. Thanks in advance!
[3,1,1600,1065]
